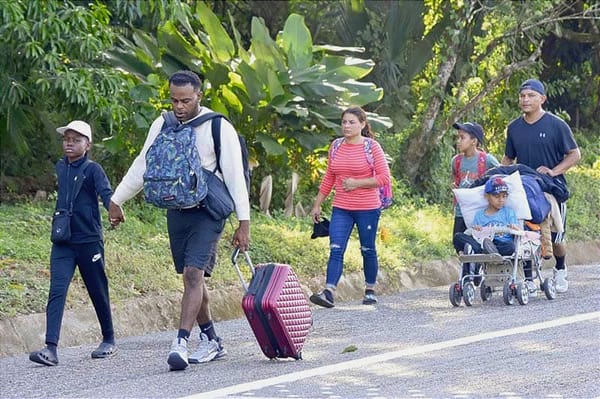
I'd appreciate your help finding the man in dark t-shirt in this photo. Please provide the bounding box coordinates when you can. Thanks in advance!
[502,78,580,294]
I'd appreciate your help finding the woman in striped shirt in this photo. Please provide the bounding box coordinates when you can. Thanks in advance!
[309,106,391,308]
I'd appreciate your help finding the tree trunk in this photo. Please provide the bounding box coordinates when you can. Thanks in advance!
[402,41,458,186]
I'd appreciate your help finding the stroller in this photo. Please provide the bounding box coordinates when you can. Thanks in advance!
[449,171,557,306]
[449,225,556,306]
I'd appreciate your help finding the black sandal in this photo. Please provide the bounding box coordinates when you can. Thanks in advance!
[29,348,58,366]
[91,342,117,359]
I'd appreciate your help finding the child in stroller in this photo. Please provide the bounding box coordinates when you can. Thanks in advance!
[450,174,556,306]
[454,177,518,259]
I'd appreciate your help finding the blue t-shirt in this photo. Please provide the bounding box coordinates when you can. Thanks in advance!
[505,112,578,184]
[472,206,518,243]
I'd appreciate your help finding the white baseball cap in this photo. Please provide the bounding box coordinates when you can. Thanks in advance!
[56,120,92,142]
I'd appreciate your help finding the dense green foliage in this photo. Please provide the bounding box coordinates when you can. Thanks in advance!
[2,0,598,208]
[0,1,134,180]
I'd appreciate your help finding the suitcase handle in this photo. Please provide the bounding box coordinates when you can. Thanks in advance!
[231,248,255,292]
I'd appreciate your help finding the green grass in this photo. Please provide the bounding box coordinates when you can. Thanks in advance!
[1,166,598,320]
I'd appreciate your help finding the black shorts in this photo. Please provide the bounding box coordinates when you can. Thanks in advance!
[166,206,226,276]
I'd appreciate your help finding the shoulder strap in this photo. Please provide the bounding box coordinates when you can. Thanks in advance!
[161,111,180,131]
[477,151,487,177]
[161,111,224,132]
[453,154,463,187]
[330,137,344,160]
[190,113,230,176]
[188,111,224,129]
[163,111,226,173]
[210,117,224,174]
[363,138,375,168]
[69,159,92,212]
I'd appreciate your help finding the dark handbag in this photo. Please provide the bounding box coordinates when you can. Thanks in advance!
[51,209,71,244]
[311,217,330,239]
[202,168,235,221]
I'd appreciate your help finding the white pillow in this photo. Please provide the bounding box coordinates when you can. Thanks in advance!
[453,171,532,228]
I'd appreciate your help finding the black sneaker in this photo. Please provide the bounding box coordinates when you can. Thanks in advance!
[310,290,334,308]
[482,238,499,255]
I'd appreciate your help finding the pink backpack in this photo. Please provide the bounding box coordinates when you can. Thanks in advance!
[331,137,393,209]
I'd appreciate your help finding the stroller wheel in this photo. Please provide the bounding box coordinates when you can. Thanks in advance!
[449,283,462,307]
[503,280,515,306]
[463,282,476,306]
[542,277,557,300]
[480,283,492,302]
[516,282,529,305]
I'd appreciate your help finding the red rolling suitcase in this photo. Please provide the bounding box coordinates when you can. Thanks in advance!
[232,249,312,360]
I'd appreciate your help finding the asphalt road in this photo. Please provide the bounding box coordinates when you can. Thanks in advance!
[1,264,598,399]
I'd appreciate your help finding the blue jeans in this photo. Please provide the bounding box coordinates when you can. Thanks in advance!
[453,233,515,256]
[325,207,381,288]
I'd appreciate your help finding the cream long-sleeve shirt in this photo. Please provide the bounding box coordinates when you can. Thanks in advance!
[111,107,250,221]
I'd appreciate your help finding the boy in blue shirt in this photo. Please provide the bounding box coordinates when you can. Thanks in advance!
[453,177,527,288]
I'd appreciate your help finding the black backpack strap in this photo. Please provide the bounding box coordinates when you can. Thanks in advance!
[161,111,180,131]
[186,112,227,174]
[211,117,224,175]
[161,111,225,169]
[187,112,223,128]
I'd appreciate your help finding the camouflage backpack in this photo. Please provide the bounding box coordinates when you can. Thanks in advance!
[143,112,208,209]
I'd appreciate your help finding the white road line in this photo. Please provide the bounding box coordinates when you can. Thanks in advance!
[181,311,600,399]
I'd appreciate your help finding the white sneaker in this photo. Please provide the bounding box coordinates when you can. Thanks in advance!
[555,269,568,293]
[526,280,537,298]
[189,333,226,364]
[167,337,188,371]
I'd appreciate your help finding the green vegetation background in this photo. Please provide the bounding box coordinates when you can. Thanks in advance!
[1,165,598,320]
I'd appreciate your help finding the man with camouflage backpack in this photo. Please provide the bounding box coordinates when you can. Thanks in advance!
[109,70,250,371]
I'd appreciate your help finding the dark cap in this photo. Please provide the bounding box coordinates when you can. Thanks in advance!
[519,79,545,96]
[311,217,330,239]
[452,121,484,146]
[485,176,509,194]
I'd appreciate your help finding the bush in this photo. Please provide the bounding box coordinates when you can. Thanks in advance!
[565,165,600,241]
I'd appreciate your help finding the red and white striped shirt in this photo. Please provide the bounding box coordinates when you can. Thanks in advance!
[319,139,391,210]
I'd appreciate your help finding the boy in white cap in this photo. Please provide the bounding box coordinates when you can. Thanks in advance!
[29,120,118,366]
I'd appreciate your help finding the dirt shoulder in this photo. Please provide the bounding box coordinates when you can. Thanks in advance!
[1,240,598,358]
